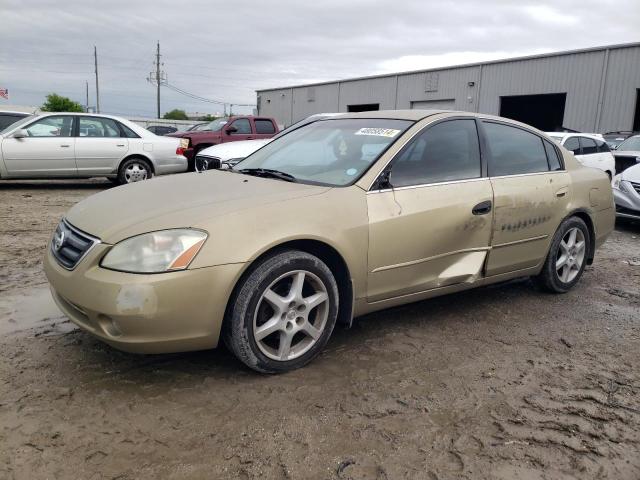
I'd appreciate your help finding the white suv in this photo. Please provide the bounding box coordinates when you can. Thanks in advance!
[547,132,615,179]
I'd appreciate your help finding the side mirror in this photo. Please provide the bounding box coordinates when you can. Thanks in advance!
[225,126,237,135]
[12,129,29,138]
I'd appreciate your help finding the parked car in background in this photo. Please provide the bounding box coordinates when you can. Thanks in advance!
[611,135,640,174]
[44,110,614,373]
[547,132,615,179]
[147,125,178,136]
[0,111,31,131]
[194,113,344,171]
[0,113,187,184]
[167,115,279,170]
[612,163,640,220]
[603,131,638,150]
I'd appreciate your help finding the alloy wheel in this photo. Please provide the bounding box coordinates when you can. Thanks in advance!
[556,227,586,283]
[124,163,149,183]
[253,270,329,361]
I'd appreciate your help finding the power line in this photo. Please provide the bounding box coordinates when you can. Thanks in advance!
[162,82,255,107]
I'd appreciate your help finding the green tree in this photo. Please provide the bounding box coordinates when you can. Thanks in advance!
[198,114,217,122]
[163,109,188,120]
[41,93,84,112]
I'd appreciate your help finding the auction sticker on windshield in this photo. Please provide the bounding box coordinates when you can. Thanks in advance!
[354,128,401,137]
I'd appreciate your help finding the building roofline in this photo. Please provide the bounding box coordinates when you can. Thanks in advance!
[256,41,640,93]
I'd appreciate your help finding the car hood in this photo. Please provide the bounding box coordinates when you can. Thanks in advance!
[614,150,640,157]
[198,139,271,160]
[166,130,219,139]
[66,171,330,243]
[621,163,640,182]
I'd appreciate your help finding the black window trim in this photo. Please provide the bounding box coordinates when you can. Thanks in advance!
[479,118,566,177]
[370,116,487,191]
[577,135,599,156]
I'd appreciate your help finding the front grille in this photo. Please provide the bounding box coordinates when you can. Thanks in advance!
[51,220,99,270]
[195,155,221,170]
[630,182,640,195]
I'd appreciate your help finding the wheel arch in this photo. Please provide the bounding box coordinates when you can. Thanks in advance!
[117,154,155,175]
[223,239,355,331]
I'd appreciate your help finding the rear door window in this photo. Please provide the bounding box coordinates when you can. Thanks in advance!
[483,121,549,176]
[79,117,121,137]
[389,119,481,187]
[255,119,276,134]
[596,139,611,153]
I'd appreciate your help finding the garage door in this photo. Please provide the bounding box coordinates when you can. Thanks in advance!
[411,99,456,110]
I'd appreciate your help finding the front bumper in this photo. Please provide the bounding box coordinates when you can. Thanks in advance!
[613,182,640,219]
[44,243,245,354]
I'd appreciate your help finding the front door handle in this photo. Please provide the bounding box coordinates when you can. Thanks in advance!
[60,144,71,148]
[116,144,125,147]
[472,200,492,215]
[556,187,569,197]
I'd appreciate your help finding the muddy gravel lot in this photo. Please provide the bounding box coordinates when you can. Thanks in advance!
[1,179,639,480]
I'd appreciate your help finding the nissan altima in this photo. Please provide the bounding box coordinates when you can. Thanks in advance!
[44,110,615,372]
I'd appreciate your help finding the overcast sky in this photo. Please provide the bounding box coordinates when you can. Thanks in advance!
[1,0,638,118]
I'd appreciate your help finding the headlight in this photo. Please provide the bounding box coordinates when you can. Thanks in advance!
[612,175,629,193]
[101,229,207,273]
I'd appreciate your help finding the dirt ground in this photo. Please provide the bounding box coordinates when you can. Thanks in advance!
[1,179,639,480]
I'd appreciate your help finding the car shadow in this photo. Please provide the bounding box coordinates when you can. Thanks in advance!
[60,277,540,386]
[0,179,113,190]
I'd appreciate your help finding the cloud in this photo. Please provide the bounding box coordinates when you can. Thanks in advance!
[0,0,637,117]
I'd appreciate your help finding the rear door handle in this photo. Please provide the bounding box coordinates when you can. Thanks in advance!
[116,144,125,147]
[60,144,71,148]
[472,200,492,215]
[556,187,569,197]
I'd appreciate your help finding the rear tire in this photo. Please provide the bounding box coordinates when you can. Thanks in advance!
[224,250,339,373]
[533,216,590,293]
[117,158,152,185]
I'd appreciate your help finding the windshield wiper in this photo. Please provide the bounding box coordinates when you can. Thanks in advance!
[238,168,296,182]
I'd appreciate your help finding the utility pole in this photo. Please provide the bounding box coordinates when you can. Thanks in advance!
[85,81,89,112]
[94,46,100,113]
[156,41,161,119]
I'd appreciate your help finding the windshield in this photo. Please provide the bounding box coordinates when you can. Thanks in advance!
[235,118,413,186]
[205,118,230,132]
[0,114,35,135]
[617,136,640,152]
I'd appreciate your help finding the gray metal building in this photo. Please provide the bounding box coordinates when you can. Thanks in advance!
[256,42,640,133]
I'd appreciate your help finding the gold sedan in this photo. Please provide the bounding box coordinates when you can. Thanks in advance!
[44,111,615,372]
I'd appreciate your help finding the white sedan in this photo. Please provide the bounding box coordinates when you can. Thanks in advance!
[546,132,616,179]
[0,113,188,184]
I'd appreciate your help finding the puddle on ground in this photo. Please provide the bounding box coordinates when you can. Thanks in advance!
[0,286,75,336]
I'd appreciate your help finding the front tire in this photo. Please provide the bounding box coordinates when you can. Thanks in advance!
[224,250,339,373]
[534,216,590,293]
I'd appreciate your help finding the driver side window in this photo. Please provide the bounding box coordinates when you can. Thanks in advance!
[230,118,251,134]
[25,116,74,137]
[389,119,481,187]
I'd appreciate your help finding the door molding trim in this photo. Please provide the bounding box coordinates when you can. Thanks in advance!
[371,246,491,273]
[492,234,549,249]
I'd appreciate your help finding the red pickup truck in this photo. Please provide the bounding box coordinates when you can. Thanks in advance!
[167,115,279,170]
